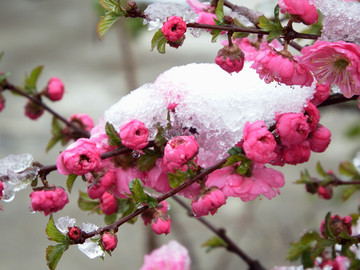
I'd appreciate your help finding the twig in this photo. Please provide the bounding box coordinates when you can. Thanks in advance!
[172,195,267,270]
[3,82,90,138]
[318,93,359,107]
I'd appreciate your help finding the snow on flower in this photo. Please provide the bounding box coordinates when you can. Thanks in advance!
[103,63,315,168]
[140,240,191,270]
[299,40,360,98]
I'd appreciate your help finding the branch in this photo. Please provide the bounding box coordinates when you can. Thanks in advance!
[3,82,90,138]
[318,93,359,107]
[82,157,228,239]
[224,0,262,26]
[172,195,266,270]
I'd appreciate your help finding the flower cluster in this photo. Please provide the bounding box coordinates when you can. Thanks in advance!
[30,187,69,215]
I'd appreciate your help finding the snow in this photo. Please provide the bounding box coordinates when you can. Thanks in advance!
[104,62,315,167]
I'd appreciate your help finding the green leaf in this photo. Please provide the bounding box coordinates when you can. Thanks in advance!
[66,174,77,193]
[51,117,63,135]
[324,212,335,239]
[168,167,196,189]
[215,0,224,23]
[46,244,68,270]
[97,11,120,40]
[342,185,359,201]
[316,162,329,178]
[286,231,318,262]
[147,196,158,208]
[258,15,284,42]
[157,38,167,54]
[151,29,166,51]
[154,126,167,147]
[24,65,43,94]
[0,72,10,84]
[46,215,67,243]
[202,236,227,253]
[46,135,62,152]
[227,146,242,156]
[129,178,151,204]
[211,29,222,42]
[339,162,359,178]
[222,153,250,168]
[274,5,280,21]
[137,149,161,172]
[98,0,117,11]
[104,213,117,225]
[236,159,252,176]
[78,191,101,213]
[345,123,360,138]
[105,122,123,146]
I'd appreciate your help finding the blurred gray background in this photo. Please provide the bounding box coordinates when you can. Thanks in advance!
[1,0,360,269]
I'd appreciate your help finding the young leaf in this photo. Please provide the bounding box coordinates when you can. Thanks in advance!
[227,146,242,156]
[78,191,101,213]
[51,116,63,136]
[98,0,117,11]
[211,29,222,43]
[24,65,43,94]
[157,38,167,54]
[97,12,120,40]
[339,162,359,178]
[202,236,227,253]
[154,126,167,147]
[215,0,224,23]
[342,185,359,201]
[66,174,77,193]
[104,213,117,225]
[151,29,166,51]
[46,135,62,152]
[0,72,11,84]
[129,178,149,203]
[147,196,158,208]
[46,244,68,270]
[324,212,336,239]
[46,215,67,243]
[316,162,328,178]
[105,122,122,146]
[168,169,189,189]
[137,150,161,172]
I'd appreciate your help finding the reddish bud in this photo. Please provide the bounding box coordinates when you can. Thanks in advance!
[24,100,44,120]
[0,181,3,199]
[320,215,352,238]
[68,226,82,241]
[151,214,171,235]
[100,192,118,215]
[45,77,64,101]
[215,44,245,74]
[0,94,5,112]
[161,16,187,43]
[101,232,118,251]
[318,185,333,200]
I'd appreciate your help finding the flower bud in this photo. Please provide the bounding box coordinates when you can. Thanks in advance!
[30,187,69,216]
[215,44,245,74]
[101,232,118,251]
[24,100,44,120]
[151,214,171,235]
[45,77,64,101]
[68,226,82,241]
[191,187,226,217]
[100,192,118,215]
[311,83,330,106]
[68,113,94,133]
[161,16,187,43]
[0,94,5,112]
[308,125,331,153]
[317,185,333,200]
[320,215,352,238]
[0,181,4,199]
[119,119,149,150]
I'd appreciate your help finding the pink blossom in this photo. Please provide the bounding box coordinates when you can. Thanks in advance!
[282,141,311,165]
[163,136,199,172]
[304,102,320,131]
[278,0,318,25]
[186,0,209,13]
[320,257,350,270]
[251,49,313,86]
[215,44,245,74]
[46,77,64,101]
[86,169,116,199]
[119,119,149,150]
[317,185,333,200]
[100,192,118,215]
[144,159,172,194]
[168,102,178,112]
[0,94,5,112]
[276,113,310,147]
[30,187,69,216]
[69,113,94,133]
[113,167,145,198]
[311,83,330,106]
[191,187,227,217]
[242,121,276,164]
[24,101,44,120]
[232,38,261,61]
[56,138,101,175]
[0,181,3,199]
[161,16,187,43]
[141,201,169,226]
[196,12,217,25]
[140,240,191,270]
[308,124,331,153]
[320,215,352,238]
[101,232,118,251]
[151,214,171,235]
[299,40,360,98]
[90,132,117,154]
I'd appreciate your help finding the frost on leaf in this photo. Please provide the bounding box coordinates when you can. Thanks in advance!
[143,3,197,31]
[0,153,39,202]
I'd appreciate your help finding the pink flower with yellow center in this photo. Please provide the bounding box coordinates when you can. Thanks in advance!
[299,40,360,98]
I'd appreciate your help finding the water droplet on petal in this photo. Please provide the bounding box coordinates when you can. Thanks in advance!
[132,150,141,159]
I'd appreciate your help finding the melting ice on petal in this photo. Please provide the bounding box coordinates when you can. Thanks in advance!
[0,153,39,202]
[78,223,105,259]
[314,0,360,45]
[143,2,197,30]
[103,62,315,168]
[55,216,76,234]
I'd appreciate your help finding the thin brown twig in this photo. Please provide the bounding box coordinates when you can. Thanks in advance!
[172,195,266,270]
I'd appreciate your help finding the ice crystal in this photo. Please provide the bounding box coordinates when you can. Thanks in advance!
[55,216,76,234]
[143,2,197,31]
[314,0,360,45]
[104,63,315,167]
[0,153,39,202]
